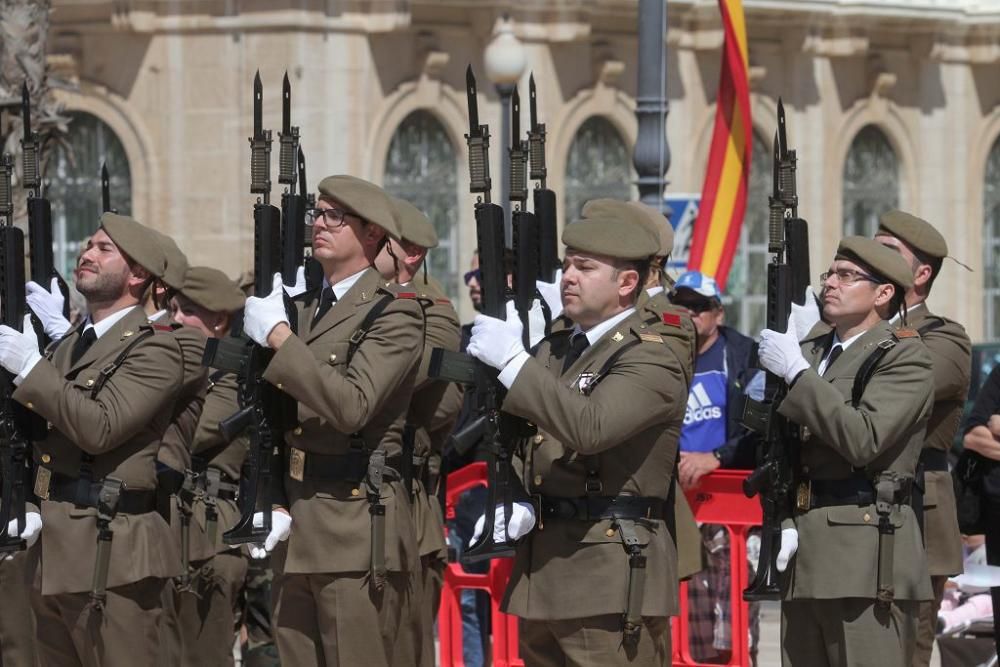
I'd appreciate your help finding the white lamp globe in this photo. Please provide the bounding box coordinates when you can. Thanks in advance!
[484,19,527,86]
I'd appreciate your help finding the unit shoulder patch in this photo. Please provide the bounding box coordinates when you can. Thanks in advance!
[662,312,682,328]
[639,332,664,344]
[894,327,919,339]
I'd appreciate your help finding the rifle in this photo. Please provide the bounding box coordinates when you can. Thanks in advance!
[297,147,323,292]
[279,73,306,303]
[509,84,539,349]
[739,99,810,601]
[528,73,559,283]
[202,71,291,546]
[22,83,71,347]
[0,109,30,552]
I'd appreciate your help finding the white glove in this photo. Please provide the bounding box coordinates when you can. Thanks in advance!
[283,266,308,298]
[527,299,546,348]
[789,286,821,341]
[249,509,292,559]
[243,273,289,347]
[0,314,42,378]
[3,511,43,559]
[535,269,563,320]
[467,303,525,370]
[776,527,799,573]
[26,278,70,342]
[470,502,536,546]
[758,314,810,384]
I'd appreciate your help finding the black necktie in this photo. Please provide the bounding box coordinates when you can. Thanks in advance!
[562,334,590,373]
[823,344,843,375]
[71,328,97,365]
[312,287,337,325]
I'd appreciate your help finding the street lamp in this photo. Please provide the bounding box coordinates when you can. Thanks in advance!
[484,16,527,246]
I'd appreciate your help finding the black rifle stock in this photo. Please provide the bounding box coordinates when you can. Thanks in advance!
[740,99,810,601]
[528,74,559,282]
[0,121,30,553]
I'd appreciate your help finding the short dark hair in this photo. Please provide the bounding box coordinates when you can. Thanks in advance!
[612,257,652,303]
[909,247,943,291]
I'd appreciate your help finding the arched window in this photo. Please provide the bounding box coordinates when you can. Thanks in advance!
[46,112,132,277]
[383,111,460,298]
[563,117,632,221]
[842,125,899,237]
[984,138,1000,340]
[722,131,770,336]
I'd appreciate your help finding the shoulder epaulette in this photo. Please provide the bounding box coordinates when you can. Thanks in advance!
[639,332,664,344]
[147,323,175,333]
[436,298,452,306]
[662,312,682,328]
[894,327,919,339]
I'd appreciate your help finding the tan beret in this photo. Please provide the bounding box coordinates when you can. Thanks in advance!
[150,229,190,289]
[390,196,438,249]
[581,199,672,257]
[876,210,948,259]
[562,215,658,261]
[100,212,167,278]
[316,175,402,241]
[178,266,246,313]
[835,236,914,291]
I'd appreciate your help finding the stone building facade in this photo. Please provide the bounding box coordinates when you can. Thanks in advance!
[40,0,1000,340]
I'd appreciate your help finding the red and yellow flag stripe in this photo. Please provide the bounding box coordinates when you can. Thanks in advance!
[688,0,751,290]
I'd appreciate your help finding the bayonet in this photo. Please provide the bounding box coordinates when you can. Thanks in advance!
[101,163,111,214]
[527,73,558,282]
[528,73,547,188]
[249,71,272,203]
[278,72,299,188]
[465,66,492,202]
[21,83,40,195]
[509,85,528,206]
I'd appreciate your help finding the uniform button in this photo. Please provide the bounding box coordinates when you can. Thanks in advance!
[605,528,615,537]
[863,513,871,522]
[351,488,360,497]
[26,402,33,410]
[86,379,95,387]
[41,454,51,464]
[533,435,544,444]
[293,427,303,435]
[533,475,543,486]
[329,354,337,362]
[277,383,284,390]
[47,422,53,431]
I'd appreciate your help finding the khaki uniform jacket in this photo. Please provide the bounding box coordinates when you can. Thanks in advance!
[907,302,969,576]
[153,317,209,475]
[779,320,934,601]
[407,276,461,560]
[501,309,688,620]
[15,306,186,595]
[262,268,423,575]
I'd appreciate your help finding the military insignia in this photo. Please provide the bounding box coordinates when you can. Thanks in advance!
[795,480,811,511]
[575,372,595,392]
[122,330,134,338]
[894,328,919,339]
[662,312,682,327]
[639,333,663,343]
[289,448,306,482]
[34,467,51,501]
[611,331,624,343]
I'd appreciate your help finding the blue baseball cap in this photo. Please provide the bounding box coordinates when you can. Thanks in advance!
[674,270,722,300]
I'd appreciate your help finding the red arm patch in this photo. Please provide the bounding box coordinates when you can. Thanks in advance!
[662,312,682,327]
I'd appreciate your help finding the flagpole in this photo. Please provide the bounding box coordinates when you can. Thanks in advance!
[633,0,670,217]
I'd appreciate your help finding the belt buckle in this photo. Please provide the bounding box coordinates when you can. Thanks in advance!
[34,467,51,501]
[289,448,306,482]
[796,480,811,512]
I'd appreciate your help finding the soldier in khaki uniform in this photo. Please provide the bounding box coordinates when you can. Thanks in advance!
[0,212,188,666]
[871,211,970,667]
[241,175,423,667]
[756,237,935,666]
[466,210,689,665]
[375,196,462,666]
[162,266,249,666]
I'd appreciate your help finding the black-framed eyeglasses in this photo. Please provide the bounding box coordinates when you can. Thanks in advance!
[305,207,353,228]
[464,269,482,285]
[819,268,879,286]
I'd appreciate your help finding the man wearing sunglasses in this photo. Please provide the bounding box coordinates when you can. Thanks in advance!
[240,175,424,667]
[757,236,934,666]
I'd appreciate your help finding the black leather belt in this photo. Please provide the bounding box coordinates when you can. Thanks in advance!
[537,495,664,521]
[807,477,912,510]
[47,475,157,515]
[289,450,399,483]
[920,448,949,472]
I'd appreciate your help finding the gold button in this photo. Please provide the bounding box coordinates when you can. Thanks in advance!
[86,379,95,387]
[533,435,543,445]
[351,488,360,497]
[41,454,50,464]
[863,513,871,522]
[26,402,33,409]
[293,427,303,435]
[329,354,337,362]
[605,528,615,537]
[533,475,543,486]
[122,330,134,338]
[277,383,284,390]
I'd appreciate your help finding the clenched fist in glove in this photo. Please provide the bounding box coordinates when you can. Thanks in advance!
[0,314,42,380]
[26,278,70,342]
[243,274,289,347]
[470,502,537,546]
[3,512,42,560]
[249,509,293,560]
[467,302,526,371]
[758,314,810,384]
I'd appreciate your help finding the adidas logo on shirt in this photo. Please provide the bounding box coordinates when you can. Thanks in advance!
[685,382,723,425]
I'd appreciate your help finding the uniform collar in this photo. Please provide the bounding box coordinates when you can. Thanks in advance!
[572,307,636,346]
[84,305,139,340]
[323,267,368,302]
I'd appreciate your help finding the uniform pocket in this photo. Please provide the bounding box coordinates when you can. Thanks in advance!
[826,504,903,528]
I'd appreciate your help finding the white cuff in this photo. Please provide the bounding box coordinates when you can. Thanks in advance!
[14,352,43,386]
[497,350,531,389]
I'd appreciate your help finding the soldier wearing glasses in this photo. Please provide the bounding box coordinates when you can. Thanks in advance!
[757,237,934,666]
[240,175,423,667]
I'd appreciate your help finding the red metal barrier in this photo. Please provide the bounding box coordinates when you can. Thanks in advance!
[438,465,761,667]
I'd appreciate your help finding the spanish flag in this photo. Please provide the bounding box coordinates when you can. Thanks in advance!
[688,0,751,290]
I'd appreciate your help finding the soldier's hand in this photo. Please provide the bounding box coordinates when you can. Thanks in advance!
[776,527,798,572]
[470,502,536,546]
[789,285,822,341]
[283,266,308,298]
[467,304,525,370]
[758,314,810,384]
[678,451,720,489]
[26,277,71,341]
[249,508,292,559]
[244,273,290,348]
[535,268,563,320]
[3,511,42,559]
[527,299,547,348]
[0,314,42,379]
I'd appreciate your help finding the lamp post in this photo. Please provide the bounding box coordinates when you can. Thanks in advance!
[633,0,670,217]
[484,17,527,247]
